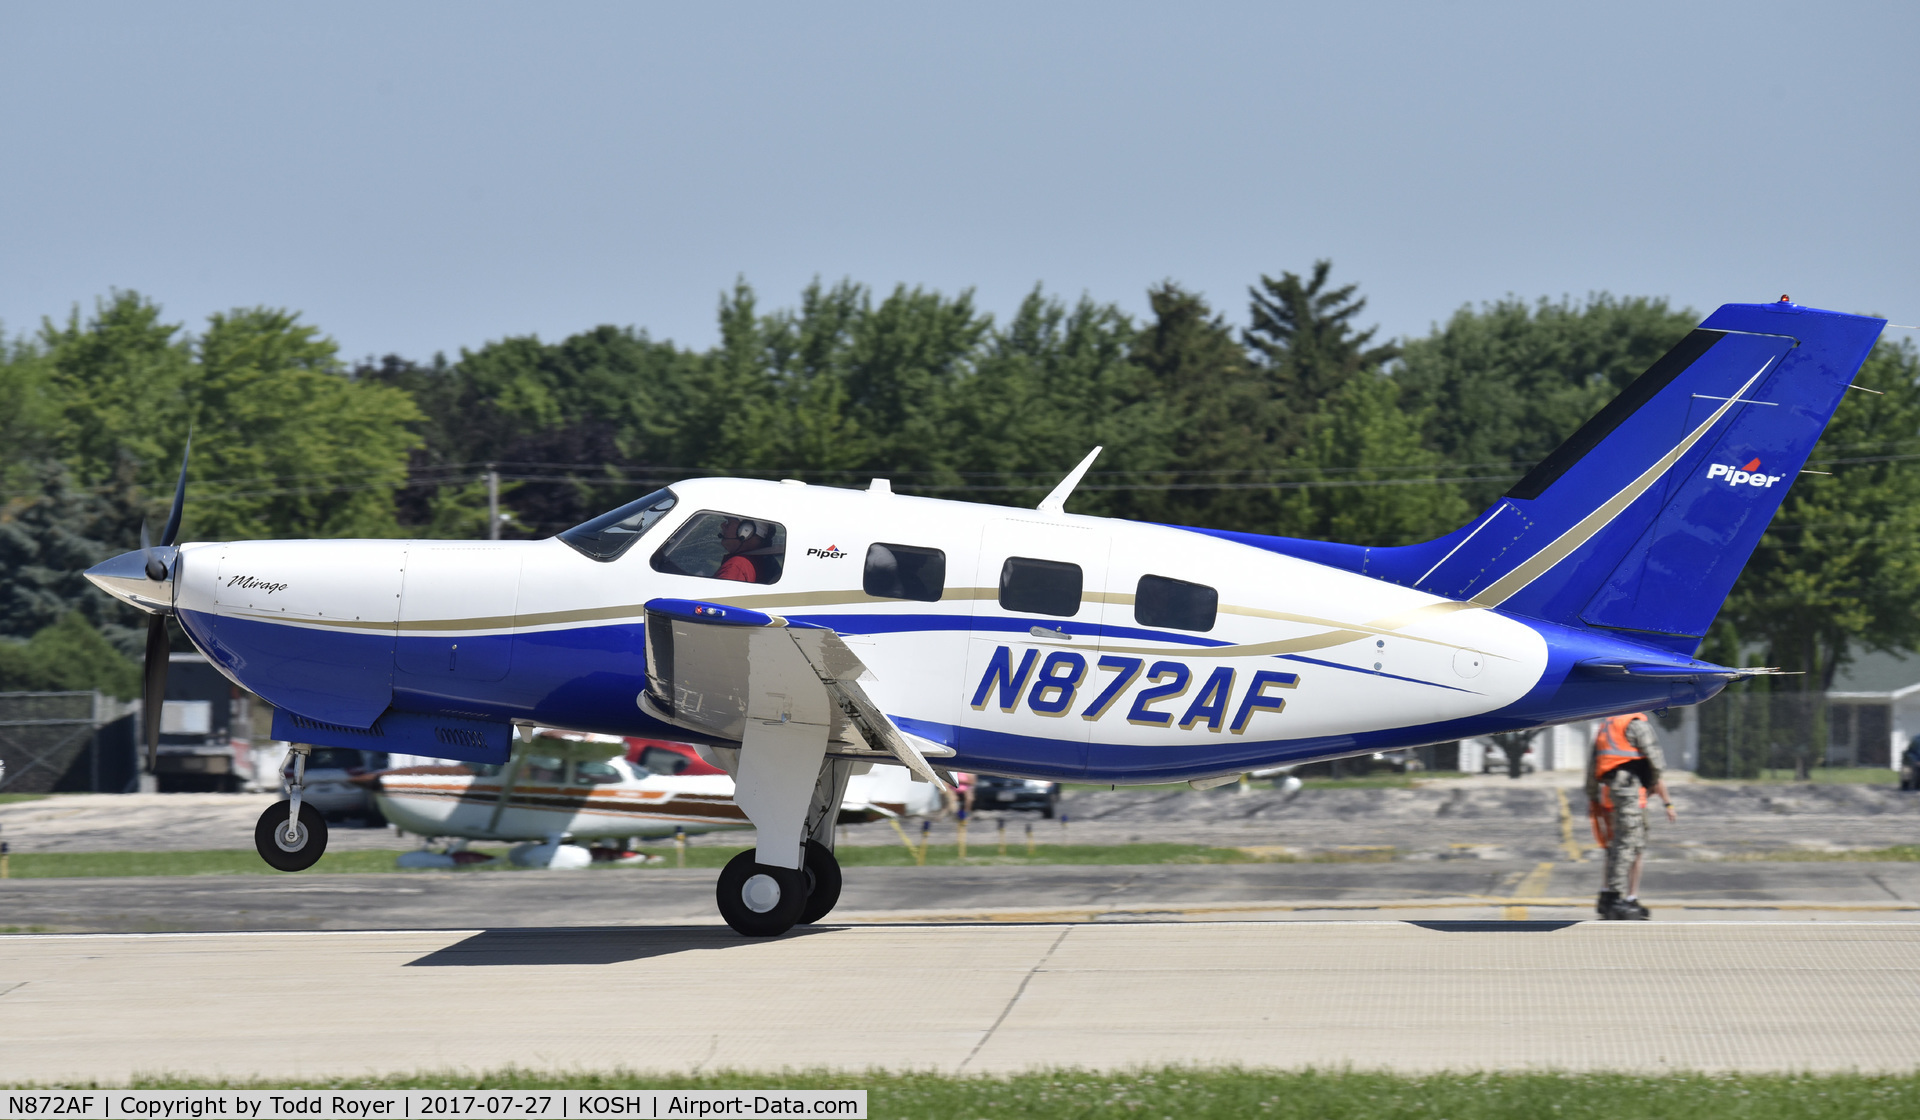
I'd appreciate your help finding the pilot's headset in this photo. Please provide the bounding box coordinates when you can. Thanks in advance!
[733,519,761,541]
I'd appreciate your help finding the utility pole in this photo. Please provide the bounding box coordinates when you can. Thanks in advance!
[486,464,500,540]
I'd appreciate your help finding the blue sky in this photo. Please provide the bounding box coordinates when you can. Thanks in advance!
[3,1,1915,361]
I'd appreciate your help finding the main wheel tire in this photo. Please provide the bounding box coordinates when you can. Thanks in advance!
[715,850,807,936]
[254,801,329,872]
[797,839,842,925]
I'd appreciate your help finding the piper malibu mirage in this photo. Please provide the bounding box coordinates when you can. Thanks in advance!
[87,299,1886,935]
[370,727,941,888]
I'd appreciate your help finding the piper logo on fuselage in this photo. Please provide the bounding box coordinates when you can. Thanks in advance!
[969,644,1298,735]
[806,544,848,559]
[1705,457,1782,488]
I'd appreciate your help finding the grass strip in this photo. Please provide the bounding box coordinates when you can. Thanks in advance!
[26,1068,1915,1118]
[0,793,52,805]
[1730,845,1920,862]
[0,849,430,878]
[1695,767,1900,785]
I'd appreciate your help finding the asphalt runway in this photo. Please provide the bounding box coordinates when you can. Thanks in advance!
[4,860,1918,932]
[3,921,1918,1083]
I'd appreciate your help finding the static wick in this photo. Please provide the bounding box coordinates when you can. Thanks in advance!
[1800,470,1833,476]
[1845,383,1885,395]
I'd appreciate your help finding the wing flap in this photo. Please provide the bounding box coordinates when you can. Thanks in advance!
[643,599,952,790]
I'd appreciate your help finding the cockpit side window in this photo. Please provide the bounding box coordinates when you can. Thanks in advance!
[557,488,679,562]
[524,755,566,783]
[636,745,692,776]
[651,510,787,584]
[864,543,946,602]
[573,760,623,785]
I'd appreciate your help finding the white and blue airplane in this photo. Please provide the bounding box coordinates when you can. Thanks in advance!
[86,298,1886,934]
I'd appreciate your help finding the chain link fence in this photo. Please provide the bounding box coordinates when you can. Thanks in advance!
[0,691,126,794]
[1695,685,1894,779]
[1,691,105,793]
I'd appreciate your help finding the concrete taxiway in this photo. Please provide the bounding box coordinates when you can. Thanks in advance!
[4,860,1920,932]
[3,921,1918,1083]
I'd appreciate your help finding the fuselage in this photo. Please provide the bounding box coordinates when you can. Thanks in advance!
[138,478,1711,783]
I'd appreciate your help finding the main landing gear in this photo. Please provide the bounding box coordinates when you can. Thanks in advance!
[715,839,842,936]
[715,720,857,936]
[254,743,328,872]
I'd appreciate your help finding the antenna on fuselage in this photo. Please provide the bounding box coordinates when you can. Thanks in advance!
[1037,446,1102,515]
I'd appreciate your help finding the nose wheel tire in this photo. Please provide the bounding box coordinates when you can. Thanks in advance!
[254,801,329,872]
[797,839,842,925]
[716,850,808,936]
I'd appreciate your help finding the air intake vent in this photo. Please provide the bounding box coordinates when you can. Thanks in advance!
[434,726,487,749]
[289,714,385,737]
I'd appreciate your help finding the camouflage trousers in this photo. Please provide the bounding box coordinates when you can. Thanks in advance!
[1603,802,1648,895]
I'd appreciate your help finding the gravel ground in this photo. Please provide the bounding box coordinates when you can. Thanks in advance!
[3,776,1916,860]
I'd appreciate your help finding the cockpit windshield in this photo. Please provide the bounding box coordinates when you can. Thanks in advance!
[556,487,679,562]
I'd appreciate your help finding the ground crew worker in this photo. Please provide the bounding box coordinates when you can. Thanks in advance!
[1586,712,1676,920]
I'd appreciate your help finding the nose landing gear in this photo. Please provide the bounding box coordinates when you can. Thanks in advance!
[254,743,328,871]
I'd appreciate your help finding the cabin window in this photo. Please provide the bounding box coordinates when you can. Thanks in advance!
[999,557,1082,617]
[573,760,623,785]
[523,755,566,782]
[557,488,679,562]
[636,745,694,776]
[651,510,787,584]
[1135,574,1218,632]
[864,543,946,602]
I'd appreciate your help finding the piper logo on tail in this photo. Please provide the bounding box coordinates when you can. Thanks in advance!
[1705,458,1782,488]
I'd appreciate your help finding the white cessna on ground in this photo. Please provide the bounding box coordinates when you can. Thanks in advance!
[86,299,1886,934]
[370,726,941,899]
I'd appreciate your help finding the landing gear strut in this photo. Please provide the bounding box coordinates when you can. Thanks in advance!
[254,744,327,871]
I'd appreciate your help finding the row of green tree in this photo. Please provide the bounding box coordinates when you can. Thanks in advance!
[4,265,1917,705]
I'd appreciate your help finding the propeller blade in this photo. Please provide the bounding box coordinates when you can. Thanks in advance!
[143,614,170,774]
[140,519,167,582]
[159,431,192,547]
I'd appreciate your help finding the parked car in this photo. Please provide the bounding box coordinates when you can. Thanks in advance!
[969,774,1060,817]
[1480,744,1539,775]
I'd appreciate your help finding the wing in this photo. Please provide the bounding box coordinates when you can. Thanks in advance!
[640,598,954,790]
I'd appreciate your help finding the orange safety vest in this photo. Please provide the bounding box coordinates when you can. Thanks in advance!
[1589,713,1650,846]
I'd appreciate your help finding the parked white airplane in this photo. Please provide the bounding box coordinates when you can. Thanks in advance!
[86,299,1886,933]
[370,727,941,892]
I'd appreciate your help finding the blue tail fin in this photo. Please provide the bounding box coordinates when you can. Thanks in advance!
[1199,300,1886,653]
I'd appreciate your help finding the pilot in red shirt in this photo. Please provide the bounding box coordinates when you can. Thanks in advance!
[716,518,765,582]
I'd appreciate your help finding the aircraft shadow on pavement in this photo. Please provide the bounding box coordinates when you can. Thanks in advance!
[1406,920,1580,932]
[407,925,831,966]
